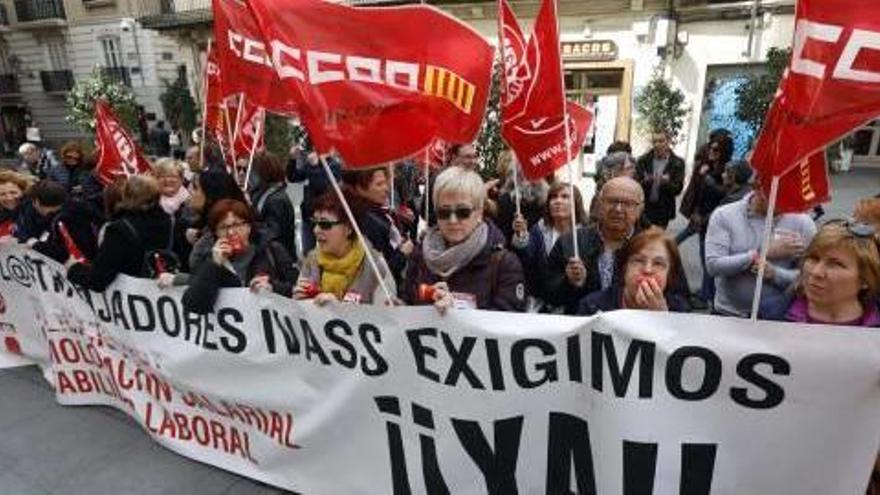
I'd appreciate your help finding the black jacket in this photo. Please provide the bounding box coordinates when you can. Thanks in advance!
[288,153,341,218]
[356,204,408,288]
[577,285,691,316]
[18,199,100,264]
[635,151,686,226]
[67,207,181,291]
[403,222,526,311]
[182,237,298,314]
[252,182,297,262]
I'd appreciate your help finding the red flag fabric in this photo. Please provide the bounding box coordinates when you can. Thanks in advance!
[505,101,594,180]
[751,0,880,180]
[94,100,151,186]
[760,152,831,214]
[499,0,593,180]
[212,0,299,116]
[233,101,266,158]
[498,0,531,123]
[245,0,494,168]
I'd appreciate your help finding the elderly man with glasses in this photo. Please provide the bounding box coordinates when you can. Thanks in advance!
[544,177,648,315]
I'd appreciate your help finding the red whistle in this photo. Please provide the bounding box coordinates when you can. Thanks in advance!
[58,221,87,265]
[418,284,437,302]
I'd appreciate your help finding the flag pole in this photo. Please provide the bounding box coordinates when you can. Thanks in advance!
[233,93,246,144]
[321,158,396,304]
[750,174,780,321]
[552,0,579,258]
[198,40,212,172]
[512,156,522,216]
[224,102,237,166]
[242,109,264,191]
[423,147,431,223]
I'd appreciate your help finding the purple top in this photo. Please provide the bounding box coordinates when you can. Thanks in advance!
[785,296,880,327]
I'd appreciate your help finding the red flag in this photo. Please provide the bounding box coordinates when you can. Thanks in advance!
[498,0,532,123]
[213,0,300,116]
[244,0,494,168]
[760,152,831,214]
[499,0,593,180]
[233,100,266,158]
[94,100,151,186]
[751,0,880,181]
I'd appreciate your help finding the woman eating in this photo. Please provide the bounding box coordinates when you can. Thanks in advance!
[577,227,690,315]
[182,199,298,314]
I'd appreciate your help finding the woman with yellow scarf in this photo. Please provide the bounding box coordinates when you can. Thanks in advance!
[294,192,395,305]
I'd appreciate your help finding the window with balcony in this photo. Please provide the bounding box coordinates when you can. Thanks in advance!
[99,35,131,86]
[14,0,66,23]
[40,38,73,92]
[0,43,18,95]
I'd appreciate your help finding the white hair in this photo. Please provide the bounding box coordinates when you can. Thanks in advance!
[152,157,185,177]
[433,166,486,210]
[18,143,37,156]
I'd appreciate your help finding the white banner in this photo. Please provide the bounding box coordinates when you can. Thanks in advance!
[0,245,878,494]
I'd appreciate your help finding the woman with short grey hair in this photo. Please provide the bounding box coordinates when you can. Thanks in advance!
[403,166,525,312]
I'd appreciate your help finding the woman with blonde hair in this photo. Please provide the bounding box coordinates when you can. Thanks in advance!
[779,220,880,326]
[67,175,185,291]
[152,158,190,215]
[0,170,33,237]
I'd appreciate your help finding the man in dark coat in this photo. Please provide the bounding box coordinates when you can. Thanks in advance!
[288,148,341,254]
[16,180,100,264]
[635,131,685,229]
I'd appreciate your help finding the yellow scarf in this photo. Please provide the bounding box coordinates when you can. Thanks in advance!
[317,241,365,299]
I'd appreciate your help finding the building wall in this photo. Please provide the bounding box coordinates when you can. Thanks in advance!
[0,0,195,150]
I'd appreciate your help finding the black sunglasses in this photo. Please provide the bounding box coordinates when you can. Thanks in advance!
[312,218,344,230]
[436,206,474,221]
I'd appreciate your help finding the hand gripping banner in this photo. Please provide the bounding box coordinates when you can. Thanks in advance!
[245,0,494,167]
[1,246,879,493]
[751,0,880,187]
[93,100,151,186]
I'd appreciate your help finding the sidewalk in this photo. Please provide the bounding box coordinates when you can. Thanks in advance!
[0,366,290,495]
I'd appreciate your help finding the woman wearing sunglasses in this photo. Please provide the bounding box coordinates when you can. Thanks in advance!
[403,166,526,312]
[182,199,298,314]
[778,220,880,326]
[577,227,690,315]
[294,192,395,305]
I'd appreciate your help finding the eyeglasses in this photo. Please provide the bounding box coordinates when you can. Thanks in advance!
[601,197,642,210]
[312,218,344,230]
[436,205,474,221]
[216,221,249,235]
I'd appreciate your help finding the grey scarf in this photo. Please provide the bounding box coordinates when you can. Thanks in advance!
[422,222,489,278]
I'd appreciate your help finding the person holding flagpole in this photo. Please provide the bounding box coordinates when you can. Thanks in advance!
[705,171,815,318]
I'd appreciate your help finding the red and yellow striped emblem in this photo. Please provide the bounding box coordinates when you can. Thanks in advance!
[423,65,477,114]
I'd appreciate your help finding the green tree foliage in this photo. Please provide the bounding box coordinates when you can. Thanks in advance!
[735,47,792,134]
[66,68,139,132]
[264,113,309,157]
[476,59,504,179]
[159,72,198,135]
[634,68,689,140]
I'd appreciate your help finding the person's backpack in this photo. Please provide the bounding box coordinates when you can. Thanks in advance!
[120,216,181,278]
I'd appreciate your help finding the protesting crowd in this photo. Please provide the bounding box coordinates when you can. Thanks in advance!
[4,129,880,335]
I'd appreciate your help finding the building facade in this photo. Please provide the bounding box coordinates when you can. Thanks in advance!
[139,0,800,174]
[0,0,195,155]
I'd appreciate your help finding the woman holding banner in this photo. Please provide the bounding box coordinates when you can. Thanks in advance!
[403,166,525,312]
[511,181,587,311]
[775,220,880,326]
[182,199,298,314]
[185,170,245,273]
[577,227,690,315]
[294,192,395,305]
[67,176,182,291]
